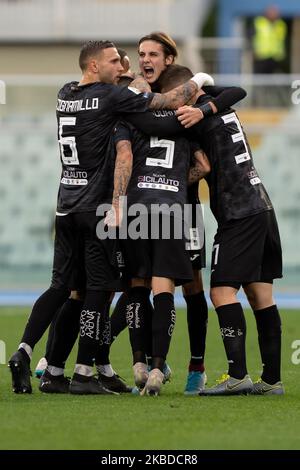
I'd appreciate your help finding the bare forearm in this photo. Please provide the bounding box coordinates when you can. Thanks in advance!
[188,165,207,184]
[112,142,133,205]
[130,75,198,110]
[149,81,198,110]
[189,149,210,184]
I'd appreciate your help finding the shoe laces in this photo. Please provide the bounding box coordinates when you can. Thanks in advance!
[216,373,230,384]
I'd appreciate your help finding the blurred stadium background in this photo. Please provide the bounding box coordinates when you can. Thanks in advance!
[0,0,299,306]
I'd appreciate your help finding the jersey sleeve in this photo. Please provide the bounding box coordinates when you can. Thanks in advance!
[109,86,154,114]
[201,86,247,112]
[125,110,185,137]
[113,120,132,146]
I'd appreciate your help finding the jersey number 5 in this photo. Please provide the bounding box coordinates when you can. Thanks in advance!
[58,117,79,165]
[146,137,175,169]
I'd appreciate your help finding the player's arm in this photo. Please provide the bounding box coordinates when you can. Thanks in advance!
[188,149,211,185]
[130,73,214,110]
[177,86,247,128]
[125,110,184,137]
[106,139,133,227]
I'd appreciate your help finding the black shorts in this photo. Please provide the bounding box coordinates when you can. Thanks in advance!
[210,210,282,288]
[51,212,123,291]
[121,214,193,286]
[185,202,206,270]
[186,229,206,270]
[69,235,86,292]
[69,238,126,292]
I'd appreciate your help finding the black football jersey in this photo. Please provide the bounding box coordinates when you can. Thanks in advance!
[114,120,193,211]
[56,81,153,213]
[187,182,200,205]
[126,96,273,223]
[190,95,273,223]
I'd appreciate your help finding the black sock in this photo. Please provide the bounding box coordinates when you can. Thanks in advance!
[21,287,70,348]
[152,293,176,372]
[110,293,128,342]
[216,303,247,379]
[184,291,208,372]
[44,308,60,361]
[95,301,112,365]
[144,295,154,360]
[126,287,150,364]
[253,305,282,384]
[47,298,83,368]
[76,290,110,367]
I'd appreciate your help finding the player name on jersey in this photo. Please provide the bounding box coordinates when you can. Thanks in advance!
[56,98,99,113]
[152,109,176,118]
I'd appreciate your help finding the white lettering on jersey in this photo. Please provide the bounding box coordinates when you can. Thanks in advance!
[221,112,251,164]
[137,174,179,192]
[61,177,87,186]
[56,98,99,112]
[248,169,261,186]
[61,169,88,186]
[137,182,178,192]
[250,177,261,185]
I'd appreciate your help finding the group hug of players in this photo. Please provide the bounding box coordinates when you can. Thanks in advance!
[8,32,284,397]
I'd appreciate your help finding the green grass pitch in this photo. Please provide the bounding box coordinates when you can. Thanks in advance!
[0,307,299,450]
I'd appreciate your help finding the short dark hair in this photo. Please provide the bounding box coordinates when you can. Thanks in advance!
[117,48,128,61]
[79,40,115,71]
[138,32,178,59]
[158,64,193,92]
[117,75,134,87]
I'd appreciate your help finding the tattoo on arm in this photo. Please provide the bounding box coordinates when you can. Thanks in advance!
[149,81,198,110]
[188,149,210,184]
[112,140,133,205]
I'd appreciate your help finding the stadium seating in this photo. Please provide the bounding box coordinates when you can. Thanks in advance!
[0,115,59,269]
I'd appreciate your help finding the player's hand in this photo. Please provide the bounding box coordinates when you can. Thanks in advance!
[104,205,123,227]
[176,106,204,128]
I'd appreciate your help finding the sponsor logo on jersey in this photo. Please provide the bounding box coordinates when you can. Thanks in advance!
[137,174,179,192]
[248,169,261,185]
[61,169,88,186]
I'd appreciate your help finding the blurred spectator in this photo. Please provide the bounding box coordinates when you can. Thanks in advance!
[252,5,287,73]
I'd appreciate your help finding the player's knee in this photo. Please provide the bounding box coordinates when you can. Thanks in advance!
[209,288,220,308]
[131,278,151,289]
[183,271,203,296]
[244,288,273,311]
[244,289,256,309]
[70,290,85,301]
[182,281,200,296]
[210,286,238,309]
